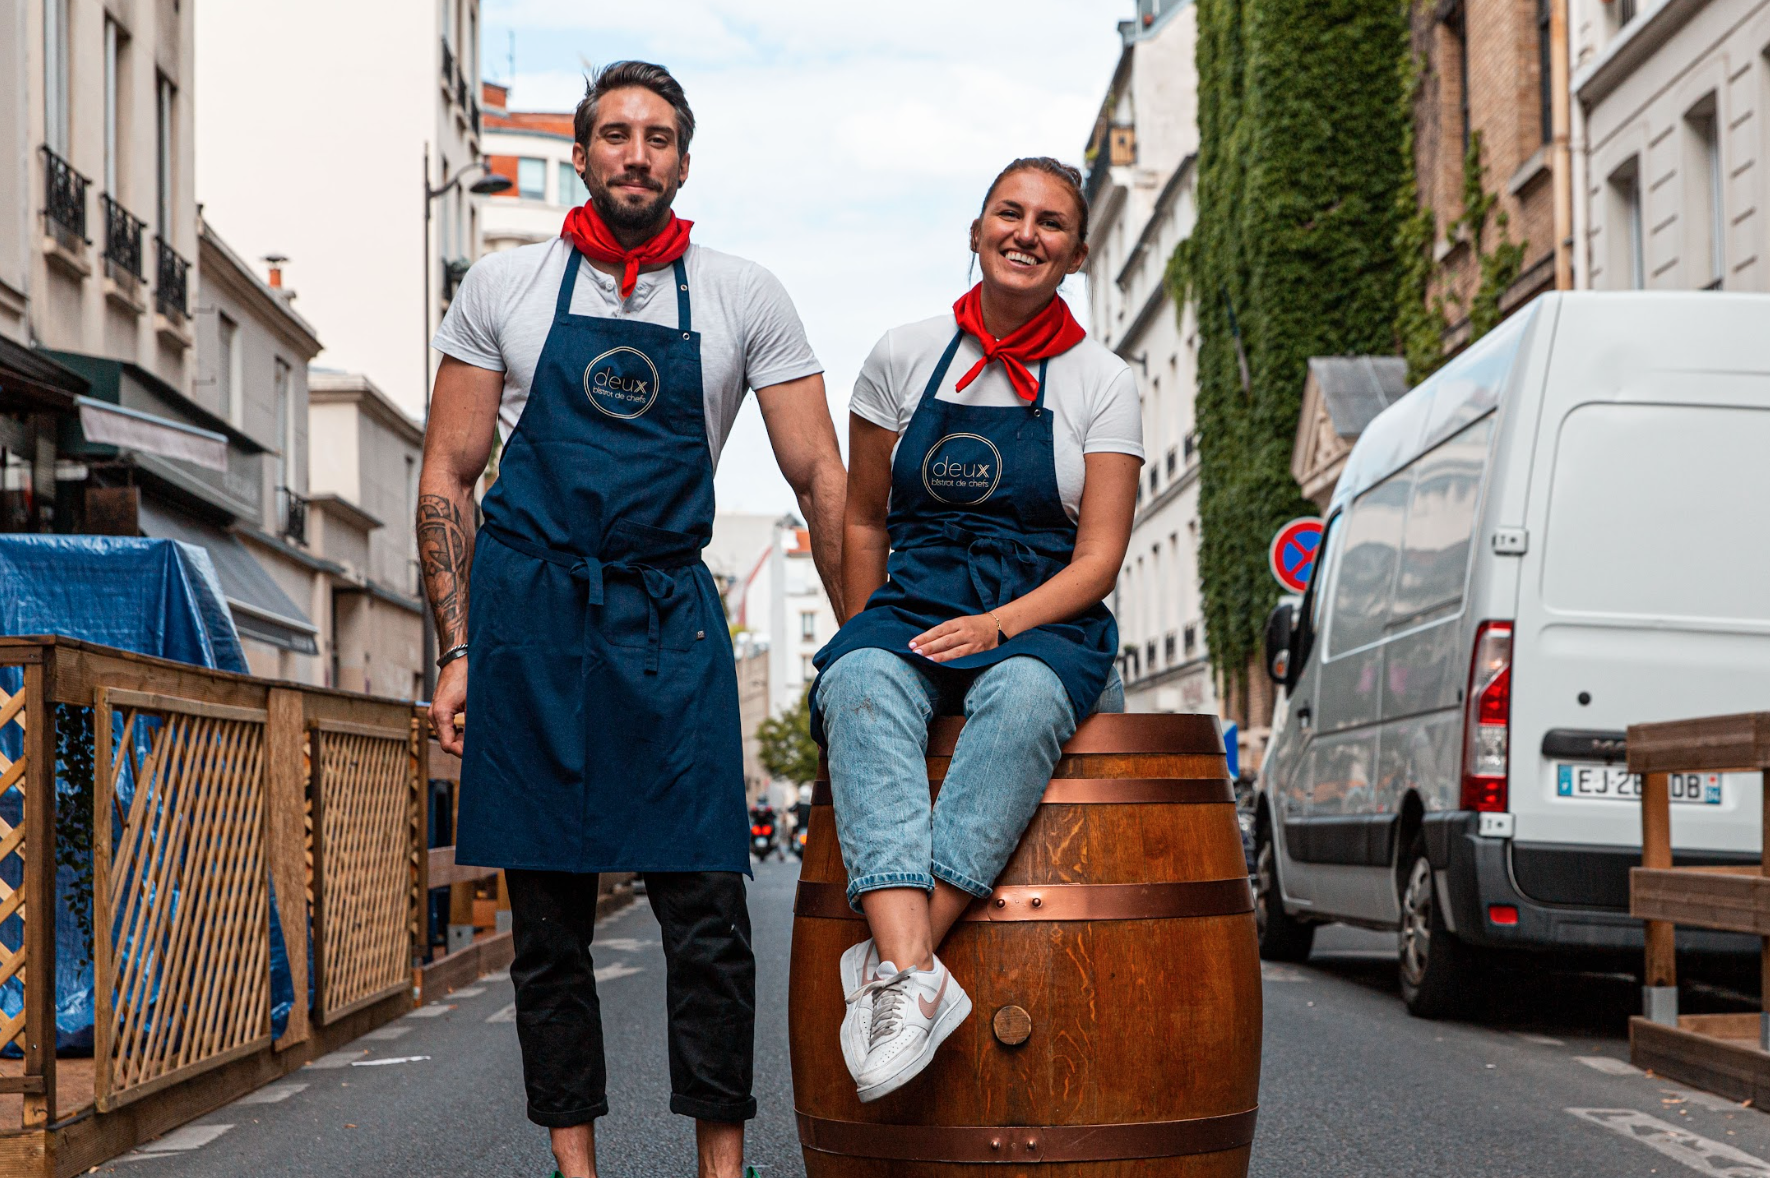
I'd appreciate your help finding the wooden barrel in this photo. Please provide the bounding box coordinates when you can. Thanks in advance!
[788,713,1261,1177]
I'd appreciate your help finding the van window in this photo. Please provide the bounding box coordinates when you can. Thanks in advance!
[1543,403,1770,624]
[1327,469,1409,656]
[1390,415,1492,625]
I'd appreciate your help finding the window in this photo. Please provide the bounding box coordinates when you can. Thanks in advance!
[1610,159,1644,289]
[273,358,292,499]
[44,0,69,155]
[104,18,124,195]
[1164,632,1176,662]
[559,161,588,207]
[801,655,816,680]
[1166,446,1177,476]
[1616,0,1636,25]
[217,314,239,424]
[1327,469,1409,656]
[1184,623,1197,655]
[1391,416,1492,625]
[1449,2,1471,154]
[1536,0,1553,146]
[518,157,547,201]
[1686,97,1724,289]
[156,74,175,233]
[800,611,816,641]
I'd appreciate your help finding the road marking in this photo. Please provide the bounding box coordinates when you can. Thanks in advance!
[307,1049,366,1069]
[1260,963,1308,983]
[352,1055,431,1067]
[404,1003,456,1019]
[1516,1032,1565,1047]
[1567,1108,1770,1175]
[599,937,659,953]
[234,1081,306,1105]
[482,970,510,982]
[449,986,486,997]
[137,1124,234,1152]
[487,1002,516,1023]
[595,963,645,983]
[1577,1055,1644,1076]
[363,1025,411,1040]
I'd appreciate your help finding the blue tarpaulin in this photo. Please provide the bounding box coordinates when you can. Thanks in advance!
[0,534,295,1053]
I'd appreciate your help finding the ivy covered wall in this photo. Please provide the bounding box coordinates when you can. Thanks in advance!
[1180,0,1410,711]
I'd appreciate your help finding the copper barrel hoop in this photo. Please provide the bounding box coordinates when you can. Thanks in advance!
[815,715,1225,778]
[795,1108,1258,1163]
[794,878,1253,922]
[808,777,1234,807]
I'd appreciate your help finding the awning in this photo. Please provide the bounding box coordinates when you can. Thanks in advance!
[138,500,320,655]
[77,396,229,471]
[0,336,86,412]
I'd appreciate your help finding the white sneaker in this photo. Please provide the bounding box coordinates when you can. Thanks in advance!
[851,956,972,1103]
[838,938,881,1077]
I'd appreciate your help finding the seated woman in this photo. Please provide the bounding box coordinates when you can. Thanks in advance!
[808,157,1141,1103]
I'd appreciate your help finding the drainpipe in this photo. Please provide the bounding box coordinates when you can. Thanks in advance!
[1550,0,1576,289]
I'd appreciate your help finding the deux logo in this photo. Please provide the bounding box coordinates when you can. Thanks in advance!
[583,346,662,419]
[921,432,1003,505]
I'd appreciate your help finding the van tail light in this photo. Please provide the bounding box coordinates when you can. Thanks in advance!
[1461,620,1513,813]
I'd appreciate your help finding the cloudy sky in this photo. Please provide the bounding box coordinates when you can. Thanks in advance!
[480,0,1130,514]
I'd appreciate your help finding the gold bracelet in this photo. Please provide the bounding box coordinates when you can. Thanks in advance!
[990,610,1008,642]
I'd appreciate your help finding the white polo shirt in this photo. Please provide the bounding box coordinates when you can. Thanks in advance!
[433,238,823,468]
[848,312,1144,520]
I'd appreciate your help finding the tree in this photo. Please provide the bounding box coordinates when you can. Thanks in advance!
[757,688,820,787]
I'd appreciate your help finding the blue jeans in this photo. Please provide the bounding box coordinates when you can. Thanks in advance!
[819,648,1124,909]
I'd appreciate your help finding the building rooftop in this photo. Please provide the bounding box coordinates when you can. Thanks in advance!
[1306,356,1409,438]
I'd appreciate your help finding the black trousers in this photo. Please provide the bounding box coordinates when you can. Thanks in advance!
[505,869,757,1127]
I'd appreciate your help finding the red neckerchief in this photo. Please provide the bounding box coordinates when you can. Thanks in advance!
[951,283,1087,402]
[560,199,693,299]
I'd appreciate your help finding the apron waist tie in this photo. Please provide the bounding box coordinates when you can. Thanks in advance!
[483,524,686,674]
[917,522,1066,613]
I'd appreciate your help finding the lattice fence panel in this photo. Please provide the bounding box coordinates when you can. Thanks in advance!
[94,690,271,1111]
[312,722,415,1023]
[0,676,30,1058]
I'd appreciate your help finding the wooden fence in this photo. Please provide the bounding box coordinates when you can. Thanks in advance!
[0,637,431,1176]
[1628,711,1770,1103]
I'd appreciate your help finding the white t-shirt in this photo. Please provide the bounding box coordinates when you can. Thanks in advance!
[848,313,1144,520]
[432,238,822,468]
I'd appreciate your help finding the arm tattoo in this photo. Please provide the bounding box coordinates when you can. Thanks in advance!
[417,492,472,648]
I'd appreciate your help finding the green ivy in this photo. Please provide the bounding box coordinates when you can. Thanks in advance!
[1186,0,1410,699]
[1392,34,1447,385]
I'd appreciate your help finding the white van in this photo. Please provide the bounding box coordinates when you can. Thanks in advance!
[1254,291,1770,1017]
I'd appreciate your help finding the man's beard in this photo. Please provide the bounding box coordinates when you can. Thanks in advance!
[587,168,676,237]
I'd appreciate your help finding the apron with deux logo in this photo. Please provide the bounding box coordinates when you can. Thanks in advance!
[809,328,1118,741]
[457,249,748,874]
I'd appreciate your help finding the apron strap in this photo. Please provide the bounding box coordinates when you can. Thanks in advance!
[480,523,681,674]
[555,246,585,320]
[673,257,691,334]
[919,330,967,407]
[1032,358,1049,415]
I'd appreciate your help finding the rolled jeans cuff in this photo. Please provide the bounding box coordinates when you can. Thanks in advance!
[670,1092,758,1123]
[526,1096,609,1129]
[932,861,994,900]
[846,870,935,912]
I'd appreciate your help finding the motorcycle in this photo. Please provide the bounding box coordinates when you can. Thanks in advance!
[749,805,778,861]
[791,826,808,859]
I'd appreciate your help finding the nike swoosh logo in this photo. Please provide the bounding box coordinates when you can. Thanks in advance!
[918,972,948,1019]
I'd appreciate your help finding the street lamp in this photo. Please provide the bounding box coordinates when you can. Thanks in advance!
[419,151,511,698]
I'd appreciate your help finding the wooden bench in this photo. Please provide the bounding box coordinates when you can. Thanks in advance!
[1629,711,1770,1102]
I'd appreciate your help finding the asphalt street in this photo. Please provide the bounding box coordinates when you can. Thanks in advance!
[98,858,1770,1178]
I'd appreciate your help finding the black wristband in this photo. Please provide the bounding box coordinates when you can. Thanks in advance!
[435,643,469,670]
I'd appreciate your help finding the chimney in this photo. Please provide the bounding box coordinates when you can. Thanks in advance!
[262,253,288,290]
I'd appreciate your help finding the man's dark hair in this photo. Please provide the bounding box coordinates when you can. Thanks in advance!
[574,61,695,153]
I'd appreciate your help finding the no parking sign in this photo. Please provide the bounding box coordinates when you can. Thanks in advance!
[1269,517,1323,594]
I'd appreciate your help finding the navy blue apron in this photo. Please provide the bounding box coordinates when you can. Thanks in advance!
[810,328,1117,742]
[456,249,748,875]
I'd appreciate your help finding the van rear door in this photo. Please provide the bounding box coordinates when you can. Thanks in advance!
[1510,297,1770,895]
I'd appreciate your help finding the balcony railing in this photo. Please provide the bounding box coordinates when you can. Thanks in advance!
[40,144,89,243]
[471,97,481,135]
[154,236,189,318]
[456,73,469,112]
[441,39,455,89]
[99,193,145,279]
[280,486,309,546]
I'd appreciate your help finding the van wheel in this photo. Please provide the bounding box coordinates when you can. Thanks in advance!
[1255,826,1315,963]
[1398,836,1468,1018]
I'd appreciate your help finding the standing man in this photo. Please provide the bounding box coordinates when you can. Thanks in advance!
[419,61,844,1178]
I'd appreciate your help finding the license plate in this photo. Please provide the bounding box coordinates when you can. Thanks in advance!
[1556,764,1722,805]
